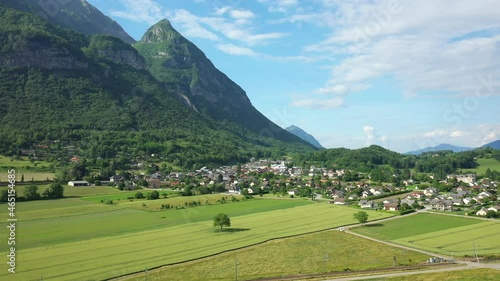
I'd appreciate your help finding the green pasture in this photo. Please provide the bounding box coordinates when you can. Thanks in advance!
[0,184,123,197]
[0,155,52,169]
[466,158,500,174]
[353,213,500,257]
[122,230,430,281]
[0,172,55,182]
[0,199,313,249]
[119,193,242,210]
[0,203,392,281]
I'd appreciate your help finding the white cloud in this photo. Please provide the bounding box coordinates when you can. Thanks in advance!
[258,0,299,13]
[230,9,255,19]
[167,9,289,45]
[316,85,348,95]
[171,9,219,41]
[111,0,166,25]
[216,44,259,57]
[291,97,344,109]
[424,129,448,139]
[450,131,465,138]
[297,1,500,102]
[362,125,387,146]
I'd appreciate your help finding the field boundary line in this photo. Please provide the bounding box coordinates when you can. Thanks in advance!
[107,208,396,280]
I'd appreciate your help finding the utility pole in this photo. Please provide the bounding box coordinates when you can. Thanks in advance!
[235,258,238,281]
[323,253,328,273]
[474,241,479,263]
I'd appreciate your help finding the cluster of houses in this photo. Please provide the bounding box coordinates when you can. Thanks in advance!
[331,175,498,217]
[66,158,499,218]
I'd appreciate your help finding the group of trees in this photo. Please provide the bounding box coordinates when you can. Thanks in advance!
[0,183,64,202]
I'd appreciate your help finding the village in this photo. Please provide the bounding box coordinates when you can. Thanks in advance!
[67,158,500,219]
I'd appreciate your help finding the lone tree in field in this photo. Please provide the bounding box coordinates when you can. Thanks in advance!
[213,213,231,231]
[354,211,369,225]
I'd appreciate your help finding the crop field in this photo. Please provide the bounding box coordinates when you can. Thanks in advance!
[121,229,430,281]
[0,195,392,281]
[353,213,500,257]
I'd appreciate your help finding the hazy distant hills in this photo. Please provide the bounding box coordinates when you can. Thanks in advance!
[482,140,500,149]
[407,140,500,155]
[285,125,323,149]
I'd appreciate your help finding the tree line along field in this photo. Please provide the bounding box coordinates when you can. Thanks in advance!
[353,213,500,257]
[119,230,430,281]
[0,192,393,281]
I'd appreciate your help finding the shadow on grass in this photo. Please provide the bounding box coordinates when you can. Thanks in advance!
[215,228,251,233]
[364,223,384,227]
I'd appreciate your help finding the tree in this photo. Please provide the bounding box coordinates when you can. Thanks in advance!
[42,183,64,199]
[0,189,8,202]
[213,213,231,231]
[24,185,40,201]
[134,191,144,199]
[353,211,369,225]
[147,190,159,200]
[117,182,126,190]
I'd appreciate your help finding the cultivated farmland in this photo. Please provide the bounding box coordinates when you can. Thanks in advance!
[353,213,500,257]
[0,195,393,281]
[120,229,430,281]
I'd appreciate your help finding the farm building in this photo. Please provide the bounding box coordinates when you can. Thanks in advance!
[68,181,90,187]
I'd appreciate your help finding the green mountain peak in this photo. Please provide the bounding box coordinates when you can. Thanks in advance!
[140,19,179,44]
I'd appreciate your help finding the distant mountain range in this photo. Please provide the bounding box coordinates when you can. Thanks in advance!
[286,125,323,148]
[482,140,500,149]
[406,140,500,155]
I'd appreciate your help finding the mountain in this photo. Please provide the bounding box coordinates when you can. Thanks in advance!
[406,144,473,155]
[285,125,323,148]
[0,4,314,168]
[133,19,306,144]
[0,0,135,44]
[482,140,500,150]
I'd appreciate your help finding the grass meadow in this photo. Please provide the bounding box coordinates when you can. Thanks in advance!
[0,194,393,281]
[466,158,500,174]
[121,230,430,281]
[353,213,500,257]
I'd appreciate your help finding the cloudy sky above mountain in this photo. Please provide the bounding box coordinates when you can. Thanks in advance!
[88,0,500,152]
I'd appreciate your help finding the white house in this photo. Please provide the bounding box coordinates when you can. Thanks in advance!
[476,208,488,216]
[68,180,90,187]
[488,205,500,212]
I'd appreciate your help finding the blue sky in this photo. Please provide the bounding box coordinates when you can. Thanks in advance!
[86,0,500,153]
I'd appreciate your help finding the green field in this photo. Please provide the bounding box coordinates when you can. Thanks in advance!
[466,158,500,175]
[121,230,430,281]
[353,213,500,257]
[0,195,392,281]
[0,156,54,182]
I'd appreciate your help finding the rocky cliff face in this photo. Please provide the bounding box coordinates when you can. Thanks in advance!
[134,20,308,144]
[0,46,88,69]
[96,49,146,69]
[85,35,146,70]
